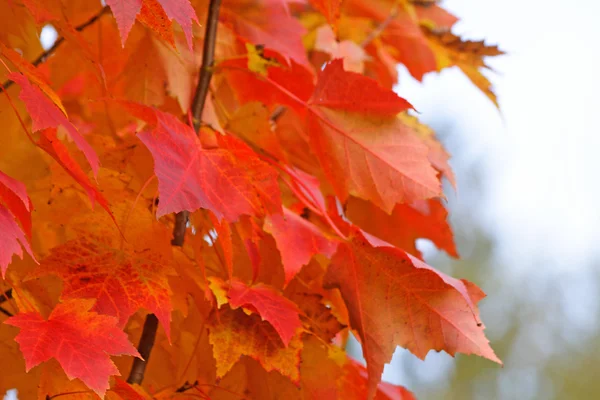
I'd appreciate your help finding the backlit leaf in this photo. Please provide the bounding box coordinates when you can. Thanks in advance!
[208,307,303,382]
[265,207,338,284]
[10,73,100,176]
[324,230,500,398]
[30,236,173,338]
[136,107,282,220]
[226,278,302,346]
[5,299,140,397]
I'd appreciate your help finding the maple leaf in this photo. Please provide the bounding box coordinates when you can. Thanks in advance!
[29,236,173,338]
[323,229,501,399]
[224,278,302,346]
[36,129,113,219]
[347,197,458,258]
[223,57,441,212]
[0,170,36,277]
[425,29,504,107]
[221,0,310,68]
[344,0,437,80]
[108,378,152,400]
[310,0,342,32]
[135,107,282,220]
[208,307,303,382]
[106,0,143,46]
[9,72,100,176]
[107,0,198,49]
[399,113,456,188]
[137,0,176,48]
[264,206,338,284]
[0,207,35,278]
[0,41,67,115]
[0,169,33,238]
[414,1,458,29]
[340,358,416,400]
[5,299,140,397]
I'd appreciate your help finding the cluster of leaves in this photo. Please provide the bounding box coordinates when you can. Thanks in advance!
[0,0,503,399]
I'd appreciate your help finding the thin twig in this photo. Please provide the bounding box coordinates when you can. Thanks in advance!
[360,4,399,47]
[0,6,109,90]
[127,0,223,386]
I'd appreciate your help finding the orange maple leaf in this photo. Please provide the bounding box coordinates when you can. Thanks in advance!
[208,307,303,381]
[324,230,501,398]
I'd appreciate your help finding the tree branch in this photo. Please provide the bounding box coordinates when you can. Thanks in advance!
[1,6,109,90]
[191,0,222,133]
[127,0,223,386]
[0,288,13,304]
[126,313,159,384]
[0,307,12,317]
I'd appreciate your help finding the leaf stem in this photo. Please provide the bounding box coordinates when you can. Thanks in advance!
[0,6,109,90]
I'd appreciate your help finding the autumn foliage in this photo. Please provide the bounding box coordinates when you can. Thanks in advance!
[0,0,503,398]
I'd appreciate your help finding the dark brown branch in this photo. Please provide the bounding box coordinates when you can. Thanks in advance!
[127,0,223,387]
[0,290,14,316]
[360,4,399,48]
[171,210,189,246]
[0,288,13,304]
[126,313,158,384]
[1,6,109,91]
[0,306,12,317]
[190,0,222,133]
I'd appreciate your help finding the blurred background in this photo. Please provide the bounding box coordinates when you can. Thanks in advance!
[347,0,600,399]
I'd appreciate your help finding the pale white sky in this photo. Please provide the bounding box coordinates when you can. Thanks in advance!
[399,0,600,274]
[380,0,600,397]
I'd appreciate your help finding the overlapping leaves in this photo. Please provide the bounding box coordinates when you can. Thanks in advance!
[0,0,503,398]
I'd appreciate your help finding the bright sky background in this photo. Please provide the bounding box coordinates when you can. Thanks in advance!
[401,0,600,273]
[375,0,600,397]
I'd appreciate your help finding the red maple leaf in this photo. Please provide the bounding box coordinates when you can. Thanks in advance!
[0,207,35,277]
[5,299,140,397]
[221,0,310,68]
[135,107,282,221]
[265,207,338,284]
[9,72,100,176]
[37,129,113,219]
[107,0,198,49]
[347,197,458,258]
[223,56,441,213]
[29,236,173,338]
[0,170,36,276]
[226,278,302,346]
[309,0,342,32]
